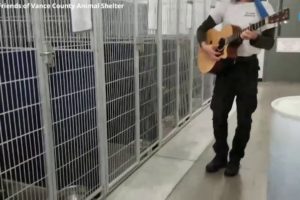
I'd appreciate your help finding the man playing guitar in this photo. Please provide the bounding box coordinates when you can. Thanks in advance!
[197,0,276,176]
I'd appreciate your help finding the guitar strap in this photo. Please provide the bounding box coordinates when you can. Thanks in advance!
[254,0,269,18]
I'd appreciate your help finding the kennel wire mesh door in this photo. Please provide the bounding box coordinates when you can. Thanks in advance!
[136,0,159,154]
[32,0,103,199]
[101,0,139,186]
[178,38,191,121]
[0,1,51,199]
[192,38,203,111]
[178,0,193,122]
[161,0,178,138]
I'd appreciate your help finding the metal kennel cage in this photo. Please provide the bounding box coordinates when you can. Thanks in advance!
[0,0,214,199]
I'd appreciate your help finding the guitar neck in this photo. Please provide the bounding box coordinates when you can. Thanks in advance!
[228,18,268,43]
[223,8,289,46]
[244,19,267,31]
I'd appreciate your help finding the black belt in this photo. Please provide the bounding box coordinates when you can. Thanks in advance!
[225,55,257,65]
[234,54,257,63]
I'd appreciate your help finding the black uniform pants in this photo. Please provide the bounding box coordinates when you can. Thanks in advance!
[210,56,259,162]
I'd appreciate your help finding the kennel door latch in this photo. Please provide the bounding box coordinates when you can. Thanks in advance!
[40,41,55,69]
[136,38,145,54]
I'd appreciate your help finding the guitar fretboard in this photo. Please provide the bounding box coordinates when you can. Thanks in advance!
[227,18,267,44]
[248,19,267,31]
[218,8,290,48]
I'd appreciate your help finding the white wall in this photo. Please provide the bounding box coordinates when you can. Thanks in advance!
[194,0,206,31]
[162,0,177,34]
[162,0,208,35]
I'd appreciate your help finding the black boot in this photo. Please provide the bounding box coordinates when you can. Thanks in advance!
[206,156,228,173]
[224,161,240,177]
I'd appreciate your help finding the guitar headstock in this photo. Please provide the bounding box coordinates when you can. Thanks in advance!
[268,8,290,24]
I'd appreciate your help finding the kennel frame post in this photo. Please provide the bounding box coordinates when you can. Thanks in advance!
[133,0,141,163]
[31,1,57,199]
[189,0,195,116]
[91,0,110,196]
[157,0,163,143]
[175,0,181,125]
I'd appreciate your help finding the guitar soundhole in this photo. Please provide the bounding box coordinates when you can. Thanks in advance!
[210,41,212,44]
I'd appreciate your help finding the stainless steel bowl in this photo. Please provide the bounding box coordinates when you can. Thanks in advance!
[58,185,88,200]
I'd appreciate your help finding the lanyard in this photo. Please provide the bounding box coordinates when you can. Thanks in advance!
[254,0,269,18]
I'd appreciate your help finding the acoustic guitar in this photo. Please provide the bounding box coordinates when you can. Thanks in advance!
[198,8,290,74]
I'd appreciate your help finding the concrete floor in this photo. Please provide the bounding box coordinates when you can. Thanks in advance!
[167,82,300,200]
[107,82,300,200]
[107,107,218,200]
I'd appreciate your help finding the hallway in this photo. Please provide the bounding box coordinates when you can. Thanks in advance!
[107,82,300,200]
[167,82,300,200]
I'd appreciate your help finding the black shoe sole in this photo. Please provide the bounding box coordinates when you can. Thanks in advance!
[206,164,227,173]
[224,166,240,177]
[224,171,239,177]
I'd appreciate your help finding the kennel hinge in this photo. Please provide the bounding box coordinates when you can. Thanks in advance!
[40,41,55,69]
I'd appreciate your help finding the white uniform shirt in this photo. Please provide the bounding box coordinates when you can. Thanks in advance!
[210,1,276,57]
